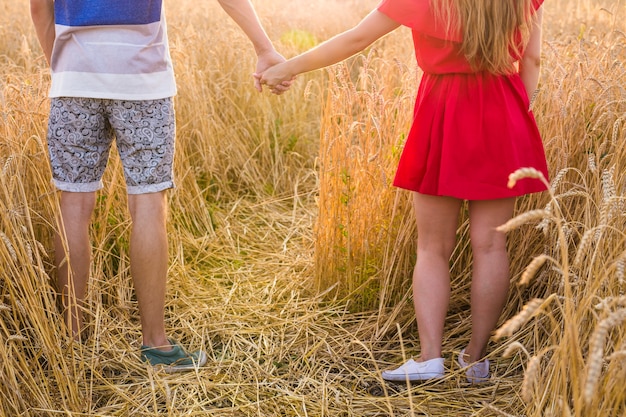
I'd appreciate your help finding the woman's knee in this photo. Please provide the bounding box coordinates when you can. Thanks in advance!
[417,235,458,260]
[470,226,507,256]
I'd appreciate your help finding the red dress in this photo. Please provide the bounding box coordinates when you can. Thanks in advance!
[378,0,549,200]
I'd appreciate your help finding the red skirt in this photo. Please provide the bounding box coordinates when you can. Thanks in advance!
[393,71,549,200]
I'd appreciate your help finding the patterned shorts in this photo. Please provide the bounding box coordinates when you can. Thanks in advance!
[47,97,176,195]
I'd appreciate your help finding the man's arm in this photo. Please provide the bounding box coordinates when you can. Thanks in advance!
[216,0,285,91]
[30,0,55,65]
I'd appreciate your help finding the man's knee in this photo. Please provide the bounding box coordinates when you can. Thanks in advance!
[59,192,97,222]
[128,192,168,222]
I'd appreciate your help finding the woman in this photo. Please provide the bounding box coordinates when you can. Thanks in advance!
[259,0,548,383]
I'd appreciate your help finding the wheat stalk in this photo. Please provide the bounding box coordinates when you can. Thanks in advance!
[522,355,543,402]
[520,254,554,286]
[583,308,626,405]
[495,298,546,340]
[497,209,552,233]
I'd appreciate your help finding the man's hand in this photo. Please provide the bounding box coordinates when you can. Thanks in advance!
[255,60,296,96]
[254,49,294,93]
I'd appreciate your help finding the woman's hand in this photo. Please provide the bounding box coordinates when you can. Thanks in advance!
[255,62,296,95]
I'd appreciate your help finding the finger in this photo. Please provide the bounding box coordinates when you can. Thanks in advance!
[273,84,290,93]
[271,86,288,95]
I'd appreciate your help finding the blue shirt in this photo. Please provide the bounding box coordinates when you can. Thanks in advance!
[50,0,177,100]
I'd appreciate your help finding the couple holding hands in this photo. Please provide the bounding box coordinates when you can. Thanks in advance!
[32,0,548,382]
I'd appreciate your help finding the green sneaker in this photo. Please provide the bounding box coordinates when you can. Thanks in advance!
[140,339,207,373]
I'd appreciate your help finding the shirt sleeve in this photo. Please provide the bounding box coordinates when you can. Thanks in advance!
[377,0,461,41]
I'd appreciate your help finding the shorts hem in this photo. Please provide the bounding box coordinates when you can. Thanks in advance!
[127,182,174,195]
[54,180,103,193]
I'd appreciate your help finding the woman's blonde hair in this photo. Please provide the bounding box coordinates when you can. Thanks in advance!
[432,0,538,74]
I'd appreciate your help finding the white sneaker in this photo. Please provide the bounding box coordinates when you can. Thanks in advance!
[381,358,445,382]
[457,349,490,384]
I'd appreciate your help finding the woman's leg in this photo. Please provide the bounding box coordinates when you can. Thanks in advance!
[465,198,516,362]
[412,193,462,361]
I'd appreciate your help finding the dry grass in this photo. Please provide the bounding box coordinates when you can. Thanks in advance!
[1,0,625,416]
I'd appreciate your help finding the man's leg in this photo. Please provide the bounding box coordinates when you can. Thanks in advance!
[112,98,207,369]
[55,191,96,338]
[412,193,462,361]
[127,191,170,350]
[465,198,516,361]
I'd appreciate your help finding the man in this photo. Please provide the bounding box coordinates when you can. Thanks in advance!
[30,0,284,373]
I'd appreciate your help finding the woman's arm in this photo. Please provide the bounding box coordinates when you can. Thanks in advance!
[519,8,543,101]
[259,10,400,90]
[30,0,55,65]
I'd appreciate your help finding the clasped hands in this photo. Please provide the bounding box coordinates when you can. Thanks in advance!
[254,65,294,95]
[253,50,295,96]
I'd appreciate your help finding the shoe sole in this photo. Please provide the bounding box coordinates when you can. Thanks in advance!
[465,375,490,384]
[382,372,444,382]
[158,351,208,374]
[457,351,490,384]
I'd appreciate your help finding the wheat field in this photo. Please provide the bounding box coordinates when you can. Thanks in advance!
[1,0,625,416]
